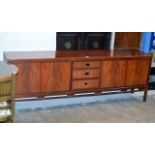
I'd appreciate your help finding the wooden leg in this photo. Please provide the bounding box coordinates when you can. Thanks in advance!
[143,88,148,102]
[131,89,134,93]
[10,100,15,123]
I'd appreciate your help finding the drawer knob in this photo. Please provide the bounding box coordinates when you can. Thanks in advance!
[84,72,90,76]
[84,82,88,86]
[85,63,90,67]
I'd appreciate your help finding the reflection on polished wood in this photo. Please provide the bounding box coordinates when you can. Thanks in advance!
[4,50,147,61]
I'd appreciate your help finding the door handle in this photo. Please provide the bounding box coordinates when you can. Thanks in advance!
[84,72,90,76]
[85,63,90,67]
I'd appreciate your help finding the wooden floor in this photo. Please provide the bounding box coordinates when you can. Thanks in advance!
[15,93,155,123]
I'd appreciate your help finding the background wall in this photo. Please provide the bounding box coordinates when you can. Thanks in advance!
[0,32,56,60]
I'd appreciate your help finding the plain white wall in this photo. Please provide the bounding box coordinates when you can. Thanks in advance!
[0,32,56,60]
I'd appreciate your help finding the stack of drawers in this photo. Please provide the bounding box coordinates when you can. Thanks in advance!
[72,61,101,91]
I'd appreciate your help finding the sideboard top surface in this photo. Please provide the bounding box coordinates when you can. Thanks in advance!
[4,50,152,62]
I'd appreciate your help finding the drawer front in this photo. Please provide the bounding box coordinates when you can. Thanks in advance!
[73,69,100,79]
[73,61,100,69]
[72,79,99,90]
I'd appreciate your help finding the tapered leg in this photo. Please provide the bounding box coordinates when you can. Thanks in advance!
[10,100,15,122]
[143,88,148,102]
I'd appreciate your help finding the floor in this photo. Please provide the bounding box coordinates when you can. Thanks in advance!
[15,91,155,123]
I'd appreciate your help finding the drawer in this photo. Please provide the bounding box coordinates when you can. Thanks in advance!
[73,69,100,79]
[73,61,100,69]
[72,79,99,90]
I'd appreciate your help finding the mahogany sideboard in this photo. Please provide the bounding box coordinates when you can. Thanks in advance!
[3,50,152,101]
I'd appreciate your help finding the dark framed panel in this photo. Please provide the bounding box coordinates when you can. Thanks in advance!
[83,32,111,50]
[56,32,111,50]
[56,32,83,50]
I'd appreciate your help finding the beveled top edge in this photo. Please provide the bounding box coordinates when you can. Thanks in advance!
[4,50,152,61]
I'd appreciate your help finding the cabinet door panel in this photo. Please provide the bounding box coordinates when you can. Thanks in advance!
[27,63,41,93]
[101,60,127,88]
[126,59,151,86]
[42,62,71,92]
[15,63,28,95]
[15,63,41,96]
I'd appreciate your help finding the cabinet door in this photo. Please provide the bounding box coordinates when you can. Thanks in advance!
[15,63,41,96]
[15,63,27,95]
[42,62,71,92]
[126,59,151,86]
[27,63,41,93]
[101,60,127,88]
[115,32,142,49]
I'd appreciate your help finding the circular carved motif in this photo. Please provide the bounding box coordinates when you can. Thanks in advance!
[92,41,100,49]
[64,41,72,50]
